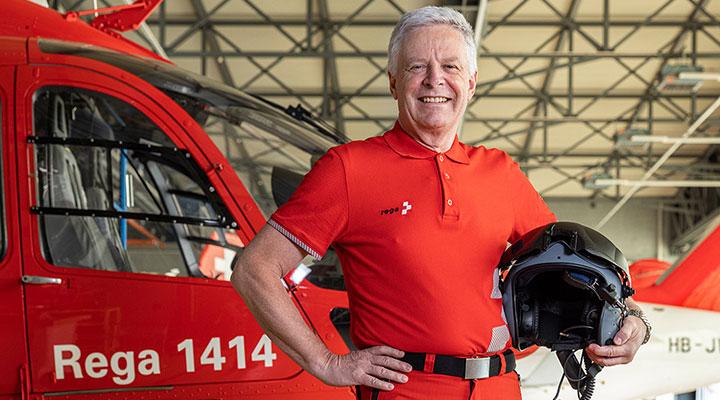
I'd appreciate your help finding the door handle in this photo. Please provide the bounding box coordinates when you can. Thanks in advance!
[21,275,62,285]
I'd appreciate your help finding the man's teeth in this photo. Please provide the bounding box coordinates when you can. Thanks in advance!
[420,97,449,103]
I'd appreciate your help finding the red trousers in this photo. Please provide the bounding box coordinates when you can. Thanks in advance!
[356,370,521,400]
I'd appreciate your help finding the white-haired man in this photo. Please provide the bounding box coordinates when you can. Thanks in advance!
[232,6,647,399]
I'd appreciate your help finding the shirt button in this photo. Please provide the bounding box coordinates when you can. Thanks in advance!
[447,199,453,206]
[439,155,444,162]
[444,172,450,180]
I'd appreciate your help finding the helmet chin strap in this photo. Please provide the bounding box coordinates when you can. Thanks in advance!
[555,350,602,400]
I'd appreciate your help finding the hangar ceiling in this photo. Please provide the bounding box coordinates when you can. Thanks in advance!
[49,0,720,248]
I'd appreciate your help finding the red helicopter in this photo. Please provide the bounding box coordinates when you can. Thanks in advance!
[1,0,353,398]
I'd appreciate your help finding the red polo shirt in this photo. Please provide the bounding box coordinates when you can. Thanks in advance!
[269,122,555,357]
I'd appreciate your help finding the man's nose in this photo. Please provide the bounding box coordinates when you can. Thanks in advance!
[422,64,445,87]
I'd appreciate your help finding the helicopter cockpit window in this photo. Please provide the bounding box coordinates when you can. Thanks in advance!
[37,39,347,288]
[31,87,241,280]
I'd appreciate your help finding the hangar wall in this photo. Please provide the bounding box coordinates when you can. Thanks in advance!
[546,198,672,263]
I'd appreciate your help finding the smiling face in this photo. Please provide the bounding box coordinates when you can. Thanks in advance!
[389,24,477,145]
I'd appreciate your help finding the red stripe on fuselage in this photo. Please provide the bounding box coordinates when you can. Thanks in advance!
[633,224,720,311]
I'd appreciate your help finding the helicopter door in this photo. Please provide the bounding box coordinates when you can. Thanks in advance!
[16,65,302,395]
[0,63,29,397]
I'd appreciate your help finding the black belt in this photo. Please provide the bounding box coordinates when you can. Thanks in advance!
[400,349,516,380]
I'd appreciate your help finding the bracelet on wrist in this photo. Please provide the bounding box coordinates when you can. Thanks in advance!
[625,308,652,345]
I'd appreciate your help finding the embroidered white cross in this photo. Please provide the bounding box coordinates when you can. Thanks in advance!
[401,201,412,215]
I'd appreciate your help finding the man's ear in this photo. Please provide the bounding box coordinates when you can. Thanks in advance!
[468,70,477,100]
[388,70,398,100]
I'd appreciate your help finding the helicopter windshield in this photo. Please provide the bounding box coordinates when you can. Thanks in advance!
[39,38,344,217]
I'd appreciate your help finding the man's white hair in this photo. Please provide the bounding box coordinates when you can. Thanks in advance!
[387,6,477,75]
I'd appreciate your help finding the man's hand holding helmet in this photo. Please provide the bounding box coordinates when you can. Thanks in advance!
[586,299,649,367]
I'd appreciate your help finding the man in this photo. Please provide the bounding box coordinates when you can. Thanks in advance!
[232,6,648,399]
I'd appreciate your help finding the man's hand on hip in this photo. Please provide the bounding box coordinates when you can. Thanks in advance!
[311,346,413,391]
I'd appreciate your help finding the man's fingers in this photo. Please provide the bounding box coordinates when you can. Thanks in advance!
[613,320,636,345]
[584,317,646,368]
[361,374,395,391]
[367,345,405,358]
[585,345,606,365]
[613,328,628,345]
[373,355,412,372]
[366,346,412,372]
[369,365,408,383]
[330,349,411,390]
[586,343,635,367]
[587,343,619,358]
[588,353,629,367]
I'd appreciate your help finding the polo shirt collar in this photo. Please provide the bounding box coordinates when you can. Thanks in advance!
[383,121,470,165]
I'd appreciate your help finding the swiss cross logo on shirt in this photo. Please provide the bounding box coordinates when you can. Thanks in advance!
[380,201,412,216]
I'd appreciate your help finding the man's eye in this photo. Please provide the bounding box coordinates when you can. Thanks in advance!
[408,65,425,72]
[445,64,459,70]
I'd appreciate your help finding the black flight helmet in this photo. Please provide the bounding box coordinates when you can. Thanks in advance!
[499,221,632,350]
[498,222,634,399]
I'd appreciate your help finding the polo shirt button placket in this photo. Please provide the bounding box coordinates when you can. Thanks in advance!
[436,153,458,219]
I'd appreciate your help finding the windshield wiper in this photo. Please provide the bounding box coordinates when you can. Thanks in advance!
[285,104,346,143]
[248,94,345,143]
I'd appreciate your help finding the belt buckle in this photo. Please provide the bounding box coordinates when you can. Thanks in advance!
[464,356,491,379]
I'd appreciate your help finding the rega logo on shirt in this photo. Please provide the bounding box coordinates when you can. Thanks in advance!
[380,201,412,216]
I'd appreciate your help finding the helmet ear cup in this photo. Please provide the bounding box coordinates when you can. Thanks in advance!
[582,300,599,327]
[519,300,540,341]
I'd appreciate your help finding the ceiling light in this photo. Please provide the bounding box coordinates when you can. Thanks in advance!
[582,172,614,190]
[616,128,649,147]
[657,64,704,92]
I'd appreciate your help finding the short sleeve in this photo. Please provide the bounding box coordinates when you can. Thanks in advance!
[268,148,348,260]
[504,153,556,243]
